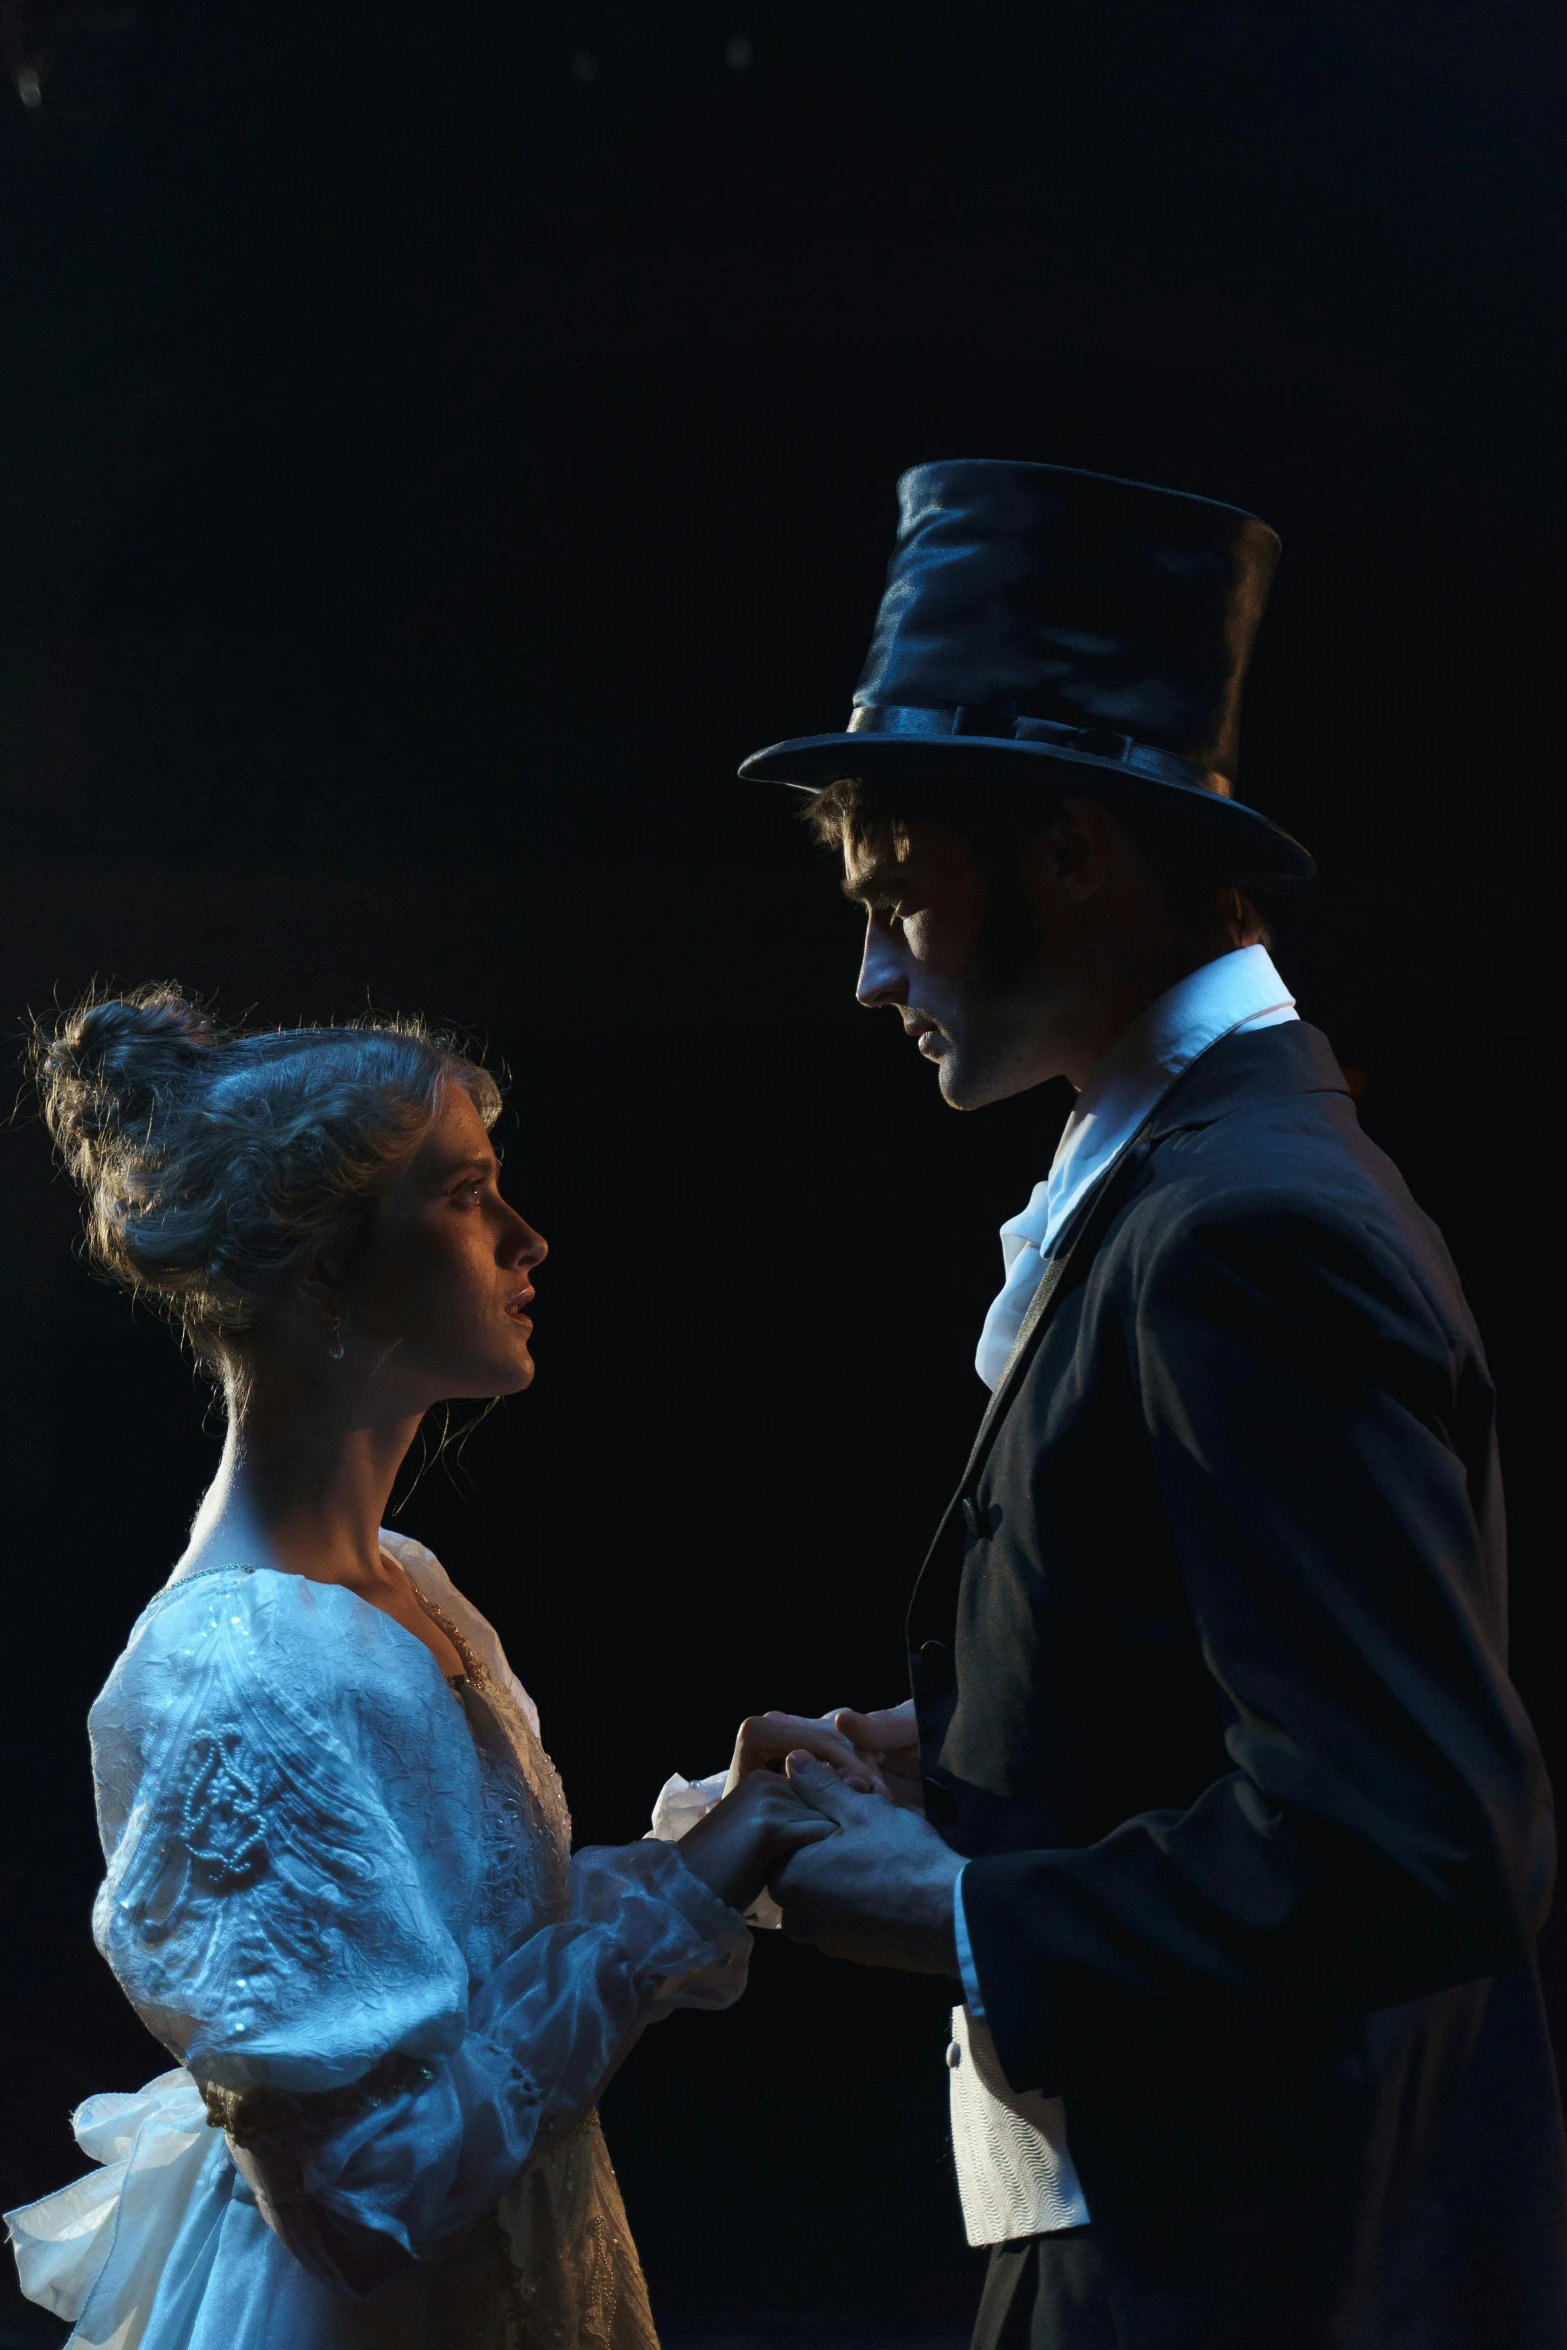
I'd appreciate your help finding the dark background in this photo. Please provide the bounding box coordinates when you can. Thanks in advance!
[1,2,1563,2339]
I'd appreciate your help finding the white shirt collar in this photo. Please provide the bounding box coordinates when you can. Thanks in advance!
[974,944,1298,1389]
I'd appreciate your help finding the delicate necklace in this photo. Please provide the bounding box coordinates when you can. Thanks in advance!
[396,1565,491,1691]
[387,1556,573,1868]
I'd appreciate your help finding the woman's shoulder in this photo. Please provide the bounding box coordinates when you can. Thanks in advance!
[90,1566,483,2094]
[89,1560,487,1909]
[95,1562,464,1754]
[117,1558,414,1665]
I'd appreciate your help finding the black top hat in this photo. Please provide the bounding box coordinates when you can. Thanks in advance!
[740,459,1313,886]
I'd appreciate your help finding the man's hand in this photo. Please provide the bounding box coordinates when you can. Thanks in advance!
[725,1711,885,1796]
[766,1751,962,1973]
[831,1700,923,1812]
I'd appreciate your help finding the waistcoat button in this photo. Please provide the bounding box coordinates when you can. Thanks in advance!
[961,1496,984,1541]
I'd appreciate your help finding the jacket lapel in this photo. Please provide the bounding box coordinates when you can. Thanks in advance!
[907,1118,1159,1649]
[906,1022,1352,1651]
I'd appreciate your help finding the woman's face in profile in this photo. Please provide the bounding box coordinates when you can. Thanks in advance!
[349,1083,547,1405]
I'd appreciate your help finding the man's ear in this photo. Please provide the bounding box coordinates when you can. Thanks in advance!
[1022,795,1122,904]
[1226,887,1271,949]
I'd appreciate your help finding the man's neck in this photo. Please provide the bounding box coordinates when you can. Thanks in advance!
[1046,932,1247,1092]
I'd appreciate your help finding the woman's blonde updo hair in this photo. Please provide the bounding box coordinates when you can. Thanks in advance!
[32,985,503,1384]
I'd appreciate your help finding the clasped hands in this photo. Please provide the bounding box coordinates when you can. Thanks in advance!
[675,1704,961,1975]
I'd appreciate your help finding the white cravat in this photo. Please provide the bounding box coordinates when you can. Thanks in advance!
[949,945,1299,2245]
[973,945,1299,1392]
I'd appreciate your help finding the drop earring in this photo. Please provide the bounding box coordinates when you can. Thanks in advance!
[327,1311,345,1362]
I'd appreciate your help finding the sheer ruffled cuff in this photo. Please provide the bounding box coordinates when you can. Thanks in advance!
[647,1768,727,1841]
[569,1838,751,2010]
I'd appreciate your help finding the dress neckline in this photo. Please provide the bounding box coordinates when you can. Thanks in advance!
[161,1558,258,1589]
[171,1551,481,1698]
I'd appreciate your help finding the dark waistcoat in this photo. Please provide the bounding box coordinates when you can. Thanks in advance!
[909,1023,1566,2349]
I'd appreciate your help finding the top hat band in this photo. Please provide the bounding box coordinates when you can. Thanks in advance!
[846,702,1233,802]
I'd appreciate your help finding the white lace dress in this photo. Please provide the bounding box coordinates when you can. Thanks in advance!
[6,1533,750,2350]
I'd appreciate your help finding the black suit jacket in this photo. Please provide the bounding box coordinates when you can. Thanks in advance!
[911,1023,1566,2348]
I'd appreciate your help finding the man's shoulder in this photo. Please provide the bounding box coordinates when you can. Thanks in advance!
[1140,1097,1393,1228]
[1080,1011,1472,1285]
[1101,1090,1475,1359]
[1120,1024,1427,1254]
[1120,1100,1414,1247]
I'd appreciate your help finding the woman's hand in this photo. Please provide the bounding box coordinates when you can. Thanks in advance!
[831,1700,924,1813]
[676,1770,839,1916]
[724,1710,887,1797]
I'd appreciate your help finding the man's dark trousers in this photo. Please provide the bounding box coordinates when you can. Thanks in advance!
[972,2233,1117,2350]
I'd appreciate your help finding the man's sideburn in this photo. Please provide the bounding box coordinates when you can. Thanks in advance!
[963,845,1040,992]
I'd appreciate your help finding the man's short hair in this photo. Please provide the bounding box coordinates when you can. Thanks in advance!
[805,774,1270,947]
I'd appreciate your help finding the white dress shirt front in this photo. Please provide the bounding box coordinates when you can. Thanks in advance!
[950,944,1299,2245]
[973,944,1299,1391]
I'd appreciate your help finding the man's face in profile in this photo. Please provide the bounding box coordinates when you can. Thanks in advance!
[840,818,1065,1110]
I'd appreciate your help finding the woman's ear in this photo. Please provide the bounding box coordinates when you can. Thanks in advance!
[295,1264,343,1338]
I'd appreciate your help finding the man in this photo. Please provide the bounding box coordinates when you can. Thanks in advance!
[728,462,1567,2347]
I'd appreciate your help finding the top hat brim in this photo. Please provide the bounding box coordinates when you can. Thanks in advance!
[739,729,1315,887]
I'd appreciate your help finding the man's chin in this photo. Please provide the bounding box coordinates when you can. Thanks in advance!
[936,1050,1039,1112]
[935,1055,990,1111]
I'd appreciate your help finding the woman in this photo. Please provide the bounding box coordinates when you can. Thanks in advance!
[6,987,838,2350]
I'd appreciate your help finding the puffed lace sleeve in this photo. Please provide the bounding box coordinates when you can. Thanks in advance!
[90,1568,749,2293]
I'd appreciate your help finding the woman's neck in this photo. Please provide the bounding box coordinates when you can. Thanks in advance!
[176,1374,423,1592]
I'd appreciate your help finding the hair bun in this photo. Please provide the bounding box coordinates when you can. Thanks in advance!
[30,986,501,1384]
[34,986,222,1177]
